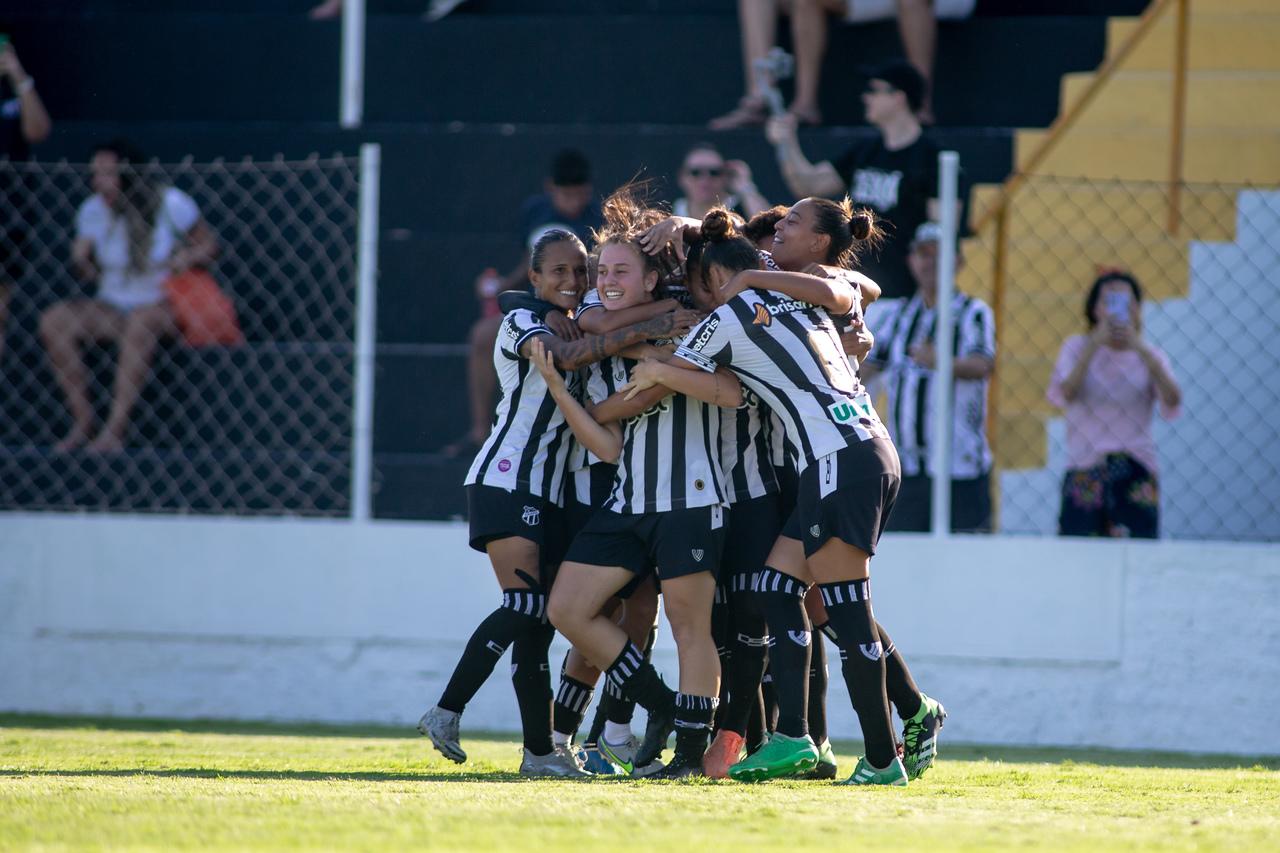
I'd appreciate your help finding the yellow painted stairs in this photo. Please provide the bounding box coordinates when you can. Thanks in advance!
[960,0,1280,471]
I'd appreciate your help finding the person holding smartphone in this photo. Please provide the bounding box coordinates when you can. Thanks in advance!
[1047,270,1182,538]
[0,33,52,366]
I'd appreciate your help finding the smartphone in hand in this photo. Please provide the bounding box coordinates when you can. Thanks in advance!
[1104,290,1131,324]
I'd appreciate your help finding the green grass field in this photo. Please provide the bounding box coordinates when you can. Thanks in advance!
[2,714,1277,851]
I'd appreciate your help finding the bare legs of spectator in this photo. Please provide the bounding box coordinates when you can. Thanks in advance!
[39,299,175,453]
[444,313,501,457]
[708,0,779,130]
[896,0,937,123]
[789,0,844,126]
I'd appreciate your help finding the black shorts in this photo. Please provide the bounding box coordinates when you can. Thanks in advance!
[887,472,992,533]
[565,503,728,581]
[561,462,618,544]
[465,483,561,560]
[781,437,901,558]
[721,492,784,586]
[774,461,800,516]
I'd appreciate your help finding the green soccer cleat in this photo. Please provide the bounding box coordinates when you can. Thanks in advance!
[838,755,909,786]
[801,738,838,780]
[901,693,947,780]
[727,732,819,783]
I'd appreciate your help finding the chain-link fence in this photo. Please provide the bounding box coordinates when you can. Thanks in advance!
[0,155,361,515]
[959,176,1280,542]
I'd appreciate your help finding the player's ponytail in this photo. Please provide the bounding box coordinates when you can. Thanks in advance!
[700,206,762,275]
[806,196,883,269]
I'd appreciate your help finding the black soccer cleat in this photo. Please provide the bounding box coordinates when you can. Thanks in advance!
[636,698,676,769]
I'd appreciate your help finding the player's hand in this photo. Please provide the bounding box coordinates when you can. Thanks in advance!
[544,309,582,341]
[621,358,664,400]
[802,262,834,279]
[529,337,566,390]
[639,217,687,261]
[841,323,874,362]
[765,114,798,147]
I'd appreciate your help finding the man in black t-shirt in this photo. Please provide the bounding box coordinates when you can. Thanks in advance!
[0,37,52,364]
[766,60,937,300]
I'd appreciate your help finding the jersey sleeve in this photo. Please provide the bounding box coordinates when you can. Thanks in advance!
[673,306,737,373]
[864,298,903,368]
[164,187,201,233]
[959,298,996,360]
[498,308,551,361]
[575,287,604,316]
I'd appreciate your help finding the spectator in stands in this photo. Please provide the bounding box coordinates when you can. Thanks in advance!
[1047,270,1182,539]
[39,139,219,453]
[765,60,938,301]
[671,142,770,222]
[708,0,951,130]
[861,222,994,532]
[0,37,52,366]
[444,149,602,457]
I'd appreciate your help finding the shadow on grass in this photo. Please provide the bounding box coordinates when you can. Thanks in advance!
[0,767,637,785]
[4,714,1276,772]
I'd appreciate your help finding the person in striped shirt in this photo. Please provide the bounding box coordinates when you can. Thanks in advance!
[862,222,996,532]
[417,229,698,778]
[542,208,742,778]
[627,203,944,786]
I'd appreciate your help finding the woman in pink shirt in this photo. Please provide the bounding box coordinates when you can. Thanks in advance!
[1046,271,1182,538]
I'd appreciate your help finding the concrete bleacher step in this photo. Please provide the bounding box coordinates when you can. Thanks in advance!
[1011,127,1280,182]
[1108,11,1280,71]
[1059,71,1280,129]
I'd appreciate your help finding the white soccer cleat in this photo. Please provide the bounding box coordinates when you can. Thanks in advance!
[519,745,593,778]
[418,706,466,763]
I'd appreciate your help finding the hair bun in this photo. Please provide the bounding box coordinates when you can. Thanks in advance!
[701,207,737,243]
[850,210,874,241]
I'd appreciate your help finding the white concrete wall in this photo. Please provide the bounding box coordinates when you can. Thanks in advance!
[2,514,1278,756]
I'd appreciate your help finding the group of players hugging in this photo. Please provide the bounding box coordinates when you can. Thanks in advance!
[417,186,945,785]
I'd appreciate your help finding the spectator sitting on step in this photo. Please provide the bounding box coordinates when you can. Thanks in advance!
[861,222,994,533]
[0,36,52,367]
[1047,270,1182,539]
[766,60,940,301]
[39,139,219,453]
[443,149,602,457]
[707,0,968,130]
[671,142,770,223]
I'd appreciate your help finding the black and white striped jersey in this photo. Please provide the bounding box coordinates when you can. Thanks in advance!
[565,353,629,502]
[674,288,890,474]
[721,388,779,504]
[466,308,578,504]
[865,293,996,478]
[604,358,727,515]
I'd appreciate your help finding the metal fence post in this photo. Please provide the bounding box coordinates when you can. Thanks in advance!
[340,0,366,128]
[351,143,381,521]
[931,151,961,537]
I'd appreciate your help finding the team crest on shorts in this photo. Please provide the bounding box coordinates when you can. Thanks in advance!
[809,524,821,538]
[691,549,705,562]
[522,506,541,526]
[787,630,811,647]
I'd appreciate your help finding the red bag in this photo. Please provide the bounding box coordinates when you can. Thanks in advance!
[165,269,245,347]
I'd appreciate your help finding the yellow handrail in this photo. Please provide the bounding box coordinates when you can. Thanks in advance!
[1168,0,1191,235]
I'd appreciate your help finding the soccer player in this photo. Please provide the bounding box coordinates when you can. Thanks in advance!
[542,197,740,779]
[624,204,945,785]
[416,229,698,778]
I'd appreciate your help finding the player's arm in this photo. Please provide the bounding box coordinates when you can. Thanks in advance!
[621,358,743,409]
[576,297,683,335]
[528,338,622,463]
[723,268,855,316]
[522,309,700,371]
[591,385,672,425]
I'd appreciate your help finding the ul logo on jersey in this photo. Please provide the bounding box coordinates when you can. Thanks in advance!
[521,506,541,526]
[752,303,773,327]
